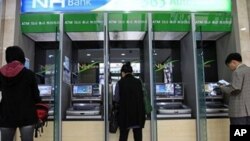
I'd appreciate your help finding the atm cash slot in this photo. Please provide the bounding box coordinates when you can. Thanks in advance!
[157,103,191,115]
[206,102,228,114]
[72,103,100,110]
[71,97,102,101]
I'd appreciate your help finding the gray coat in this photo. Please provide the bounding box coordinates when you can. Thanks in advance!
[221,64,250,117]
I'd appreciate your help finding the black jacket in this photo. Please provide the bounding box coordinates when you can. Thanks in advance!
[0,61,41,127]
[117,74,145,129]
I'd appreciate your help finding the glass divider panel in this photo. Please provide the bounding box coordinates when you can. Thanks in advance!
[192,13,207,141]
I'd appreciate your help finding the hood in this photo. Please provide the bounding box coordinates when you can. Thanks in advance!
[0,61,24,78]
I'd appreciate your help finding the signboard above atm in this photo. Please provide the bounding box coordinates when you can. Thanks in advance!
[21,13,232,33]
[21,0,231,13]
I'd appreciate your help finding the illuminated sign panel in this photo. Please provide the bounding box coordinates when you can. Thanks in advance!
[21,0,231,13]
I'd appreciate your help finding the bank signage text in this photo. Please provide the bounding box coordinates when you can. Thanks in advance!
[21,0,231,13]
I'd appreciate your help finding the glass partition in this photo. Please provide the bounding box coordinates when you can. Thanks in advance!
[63,13,105,141]
[20,13,61,141]
[152,12,196,141]
[107,12,152,141]
[194,12,232,141]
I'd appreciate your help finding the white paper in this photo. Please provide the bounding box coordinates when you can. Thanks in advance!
[218,79,230,86]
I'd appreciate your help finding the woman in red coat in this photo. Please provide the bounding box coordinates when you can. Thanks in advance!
[0,46,41,141]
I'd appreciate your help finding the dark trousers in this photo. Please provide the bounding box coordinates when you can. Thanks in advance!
[230,116,250,125]
[119,128,142,141]
[0,125,34,141]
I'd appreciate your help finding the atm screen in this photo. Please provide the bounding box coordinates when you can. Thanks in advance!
[155,83,183,99]
[155,84,174,95]
[204,83,221,97]
[73,85,92,97]
[38,85,52,97]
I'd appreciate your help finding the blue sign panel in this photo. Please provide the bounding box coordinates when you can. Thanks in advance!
[21,0,110,13]
[21,0,231,13]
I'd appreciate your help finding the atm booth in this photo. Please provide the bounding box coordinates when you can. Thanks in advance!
[66,83,103,119]
[156,83,191,118]
[204,83,229,117]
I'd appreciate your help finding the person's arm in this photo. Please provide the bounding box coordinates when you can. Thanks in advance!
[230,70,243,95]
[31,72,42,103]
[221,71,242,95]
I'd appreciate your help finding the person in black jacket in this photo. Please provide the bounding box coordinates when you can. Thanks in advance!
[0,46,41,141]
[114,62,145,141]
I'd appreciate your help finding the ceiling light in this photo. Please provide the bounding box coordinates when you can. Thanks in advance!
[121,53,126,56]
[121,60,125,62]
[87,53,91,56]
[91,60,95,63]
[240,27,247,31]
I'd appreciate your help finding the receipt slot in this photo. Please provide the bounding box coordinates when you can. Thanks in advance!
[155,83,192,118]
[66,83,103,119]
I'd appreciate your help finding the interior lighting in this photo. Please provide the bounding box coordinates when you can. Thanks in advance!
[240,27,247,31]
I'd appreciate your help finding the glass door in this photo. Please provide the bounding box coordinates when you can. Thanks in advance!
[107,12,152,141]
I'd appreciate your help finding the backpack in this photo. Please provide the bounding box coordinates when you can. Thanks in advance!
[35,103,49,137]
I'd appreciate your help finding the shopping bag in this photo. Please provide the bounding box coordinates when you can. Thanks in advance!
[109,106,118,133]
[140,80,153,114]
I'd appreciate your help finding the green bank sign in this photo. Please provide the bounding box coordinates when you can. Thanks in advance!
[21,13,232,33]
[195,13,232,32]
[21,14,59,33]
[21,0,231,13]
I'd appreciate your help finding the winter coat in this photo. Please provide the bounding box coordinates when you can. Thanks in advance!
[0,61,41,127]
[117,74,145,129]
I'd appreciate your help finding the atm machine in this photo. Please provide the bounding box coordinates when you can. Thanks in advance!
[205,83,229,117]
[38,85,54,119]
[66,83,103,119]
[156,83,192,118]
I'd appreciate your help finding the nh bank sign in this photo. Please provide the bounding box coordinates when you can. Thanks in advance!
[31,0,92,8]
[21,0,231,13]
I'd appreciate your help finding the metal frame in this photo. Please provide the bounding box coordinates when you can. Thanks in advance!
[147,13,158,141]
[103,13,110,141]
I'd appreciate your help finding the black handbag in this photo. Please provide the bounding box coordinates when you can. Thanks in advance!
[109,106,118,133]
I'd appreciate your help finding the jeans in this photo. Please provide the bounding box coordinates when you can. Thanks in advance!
[230,116,250,125]
[119,128,142,141]
[0,125,34,141]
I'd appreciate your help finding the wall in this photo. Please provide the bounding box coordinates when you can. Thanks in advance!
[0,0,5,65]
[62,33,72,119]
[233,0,250,65]
[216,34,236,82]
[20,35,35,70]
[180,32,197,117]
[1,0,19,66]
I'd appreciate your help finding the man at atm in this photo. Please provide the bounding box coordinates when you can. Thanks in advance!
[220,53,250,125]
